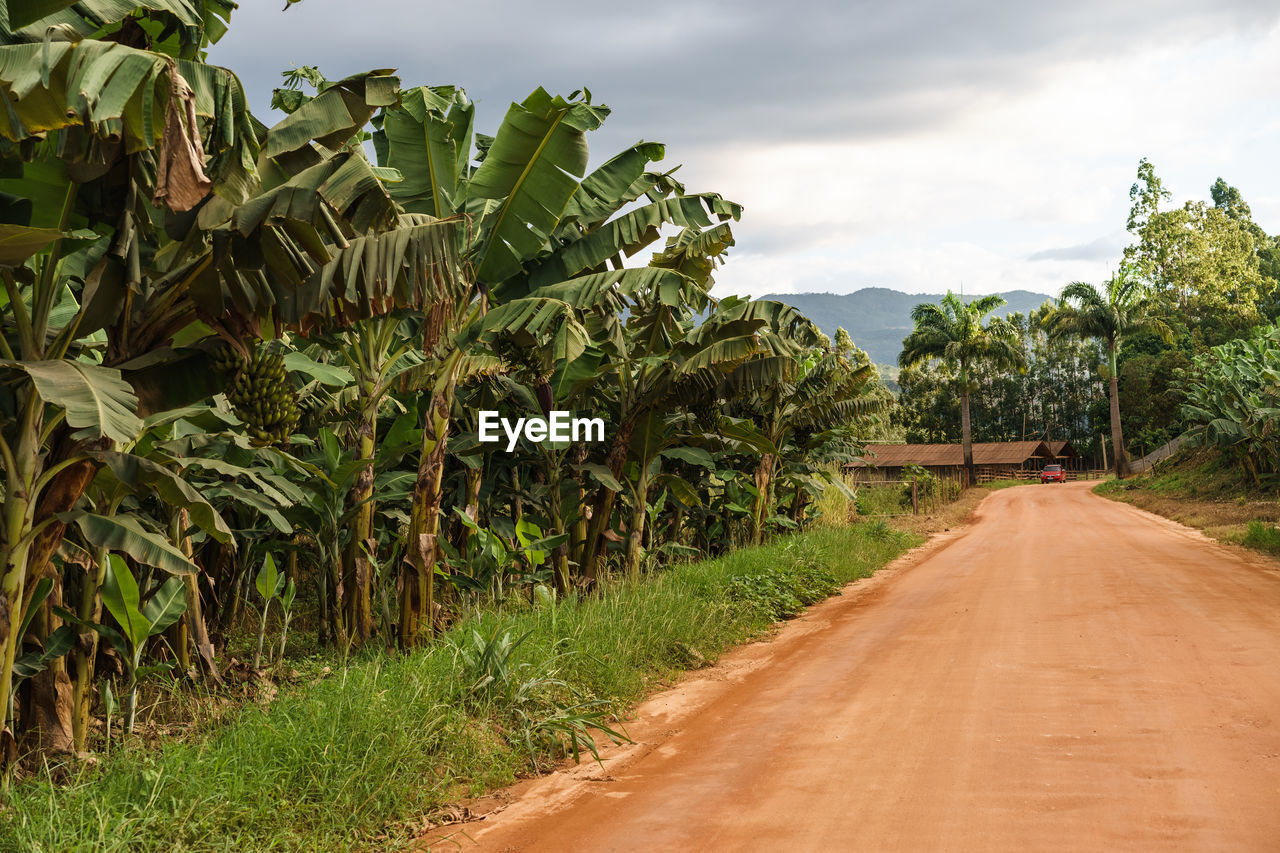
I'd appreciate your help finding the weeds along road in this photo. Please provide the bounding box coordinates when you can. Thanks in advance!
[445,482,1280,852]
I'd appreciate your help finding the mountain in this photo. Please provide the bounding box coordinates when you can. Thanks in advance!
[758,287,1055,367]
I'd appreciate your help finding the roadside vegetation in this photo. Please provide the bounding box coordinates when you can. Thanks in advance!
[0,4,909,847]
[1096,449,1280,556]
[1096,322,1280,558]
[1,523,914,852]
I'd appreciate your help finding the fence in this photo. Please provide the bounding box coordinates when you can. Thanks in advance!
[1127,434,1187,474]
[974,468,1109,484]
[853,468,967,517]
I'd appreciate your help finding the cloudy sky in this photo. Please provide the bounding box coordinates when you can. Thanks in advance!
[210,0,1280,299]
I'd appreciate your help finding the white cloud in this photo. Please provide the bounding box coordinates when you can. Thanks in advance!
[699,19,1280,297]
[210,2,1280,300]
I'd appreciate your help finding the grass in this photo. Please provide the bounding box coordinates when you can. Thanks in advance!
[1241,521,1280,556]
[854,484,909,516]
[1,524,917,853]
[1095,449,1280,557]
[980,478,1036,491]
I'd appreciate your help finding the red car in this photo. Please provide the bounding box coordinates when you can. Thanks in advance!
[1040,464,1066,483]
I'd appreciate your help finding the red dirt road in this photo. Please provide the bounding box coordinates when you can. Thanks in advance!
[437,482,1280,852]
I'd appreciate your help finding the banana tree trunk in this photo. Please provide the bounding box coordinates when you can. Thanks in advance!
[580,419,636,585]
[172,510,219,681]
[70,548,107,754]
[545,468,571,597]
[1,400,44,758]
[20,578,73,755]
[327,529,346,650]
[567,445,589,583]
[623,464,652,581]
[166,610,190,673]
[342,403,377,645]
[400,351,462,648]
[751,452,776,545]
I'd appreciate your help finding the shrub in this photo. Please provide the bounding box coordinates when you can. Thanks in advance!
[726,540,841,621]
[855,484,908,516]
[1242,521,1280,556]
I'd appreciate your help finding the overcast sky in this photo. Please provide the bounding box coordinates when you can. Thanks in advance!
[209,0,1280,299]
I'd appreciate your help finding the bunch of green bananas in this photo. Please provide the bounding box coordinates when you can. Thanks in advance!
[690,398,720,428]
[218,344,300,446]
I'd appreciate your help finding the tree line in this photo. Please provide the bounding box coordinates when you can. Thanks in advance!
[895,160,1280,480]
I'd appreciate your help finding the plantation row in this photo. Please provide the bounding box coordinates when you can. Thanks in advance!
[0,2,887,770]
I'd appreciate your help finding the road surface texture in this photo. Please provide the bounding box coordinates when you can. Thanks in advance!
[430,482,1280,852]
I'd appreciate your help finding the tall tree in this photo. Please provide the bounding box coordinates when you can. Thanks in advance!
[1042,270,1170,477]
[1124,161,1266,336]
[899,292,1025,483]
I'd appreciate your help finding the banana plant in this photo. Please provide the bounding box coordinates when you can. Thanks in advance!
[58,556,187,737]
[374,83,741,644]
[6,578,77,730]
[725,345,884,543]
[280,428,373,649]
[2,8,463,741]
[276,575,298,664]
[1180,326,1280,482]
[252,554,286,670]
[448,510,567,602]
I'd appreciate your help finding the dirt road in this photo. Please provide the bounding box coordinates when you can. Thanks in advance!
[439,482,1280,852]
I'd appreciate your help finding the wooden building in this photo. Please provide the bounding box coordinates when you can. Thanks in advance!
[1046,440,1082,470]
[846,441,1057,482]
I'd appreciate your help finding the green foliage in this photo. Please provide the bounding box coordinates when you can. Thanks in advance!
[726,540,840,621]
[856,484,910,516]
[449,621,627,766]
[2,525,913,852]
[252,553,285,669]
[899,291,1027,471]
[1241,521,1280,556]
[1126,166,1268,333]
[900,291,1026,385]
[727,558,844,617]
[1103,161,1280,455]
[1179,326,1280,483]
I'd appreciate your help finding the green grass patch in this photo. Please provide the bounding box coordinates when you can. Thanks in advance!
[855,483,909,516]
[1241,521,1280,556]
[1094,449,1280,561]
[981,478,1036,491]
[1095,449,1267,500]
[2,524,916,853]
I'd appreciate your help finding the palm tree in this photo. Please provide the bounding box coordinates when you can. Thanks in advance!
[899,292,1025,484]
[1042,270,1169,478]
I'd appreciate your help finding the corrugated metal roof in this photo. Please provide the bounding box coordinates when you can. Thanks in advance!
[848,441,1054,468]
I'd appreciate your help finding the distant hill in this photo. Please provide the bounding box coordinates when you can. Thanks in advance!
[758,287,1055,367]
